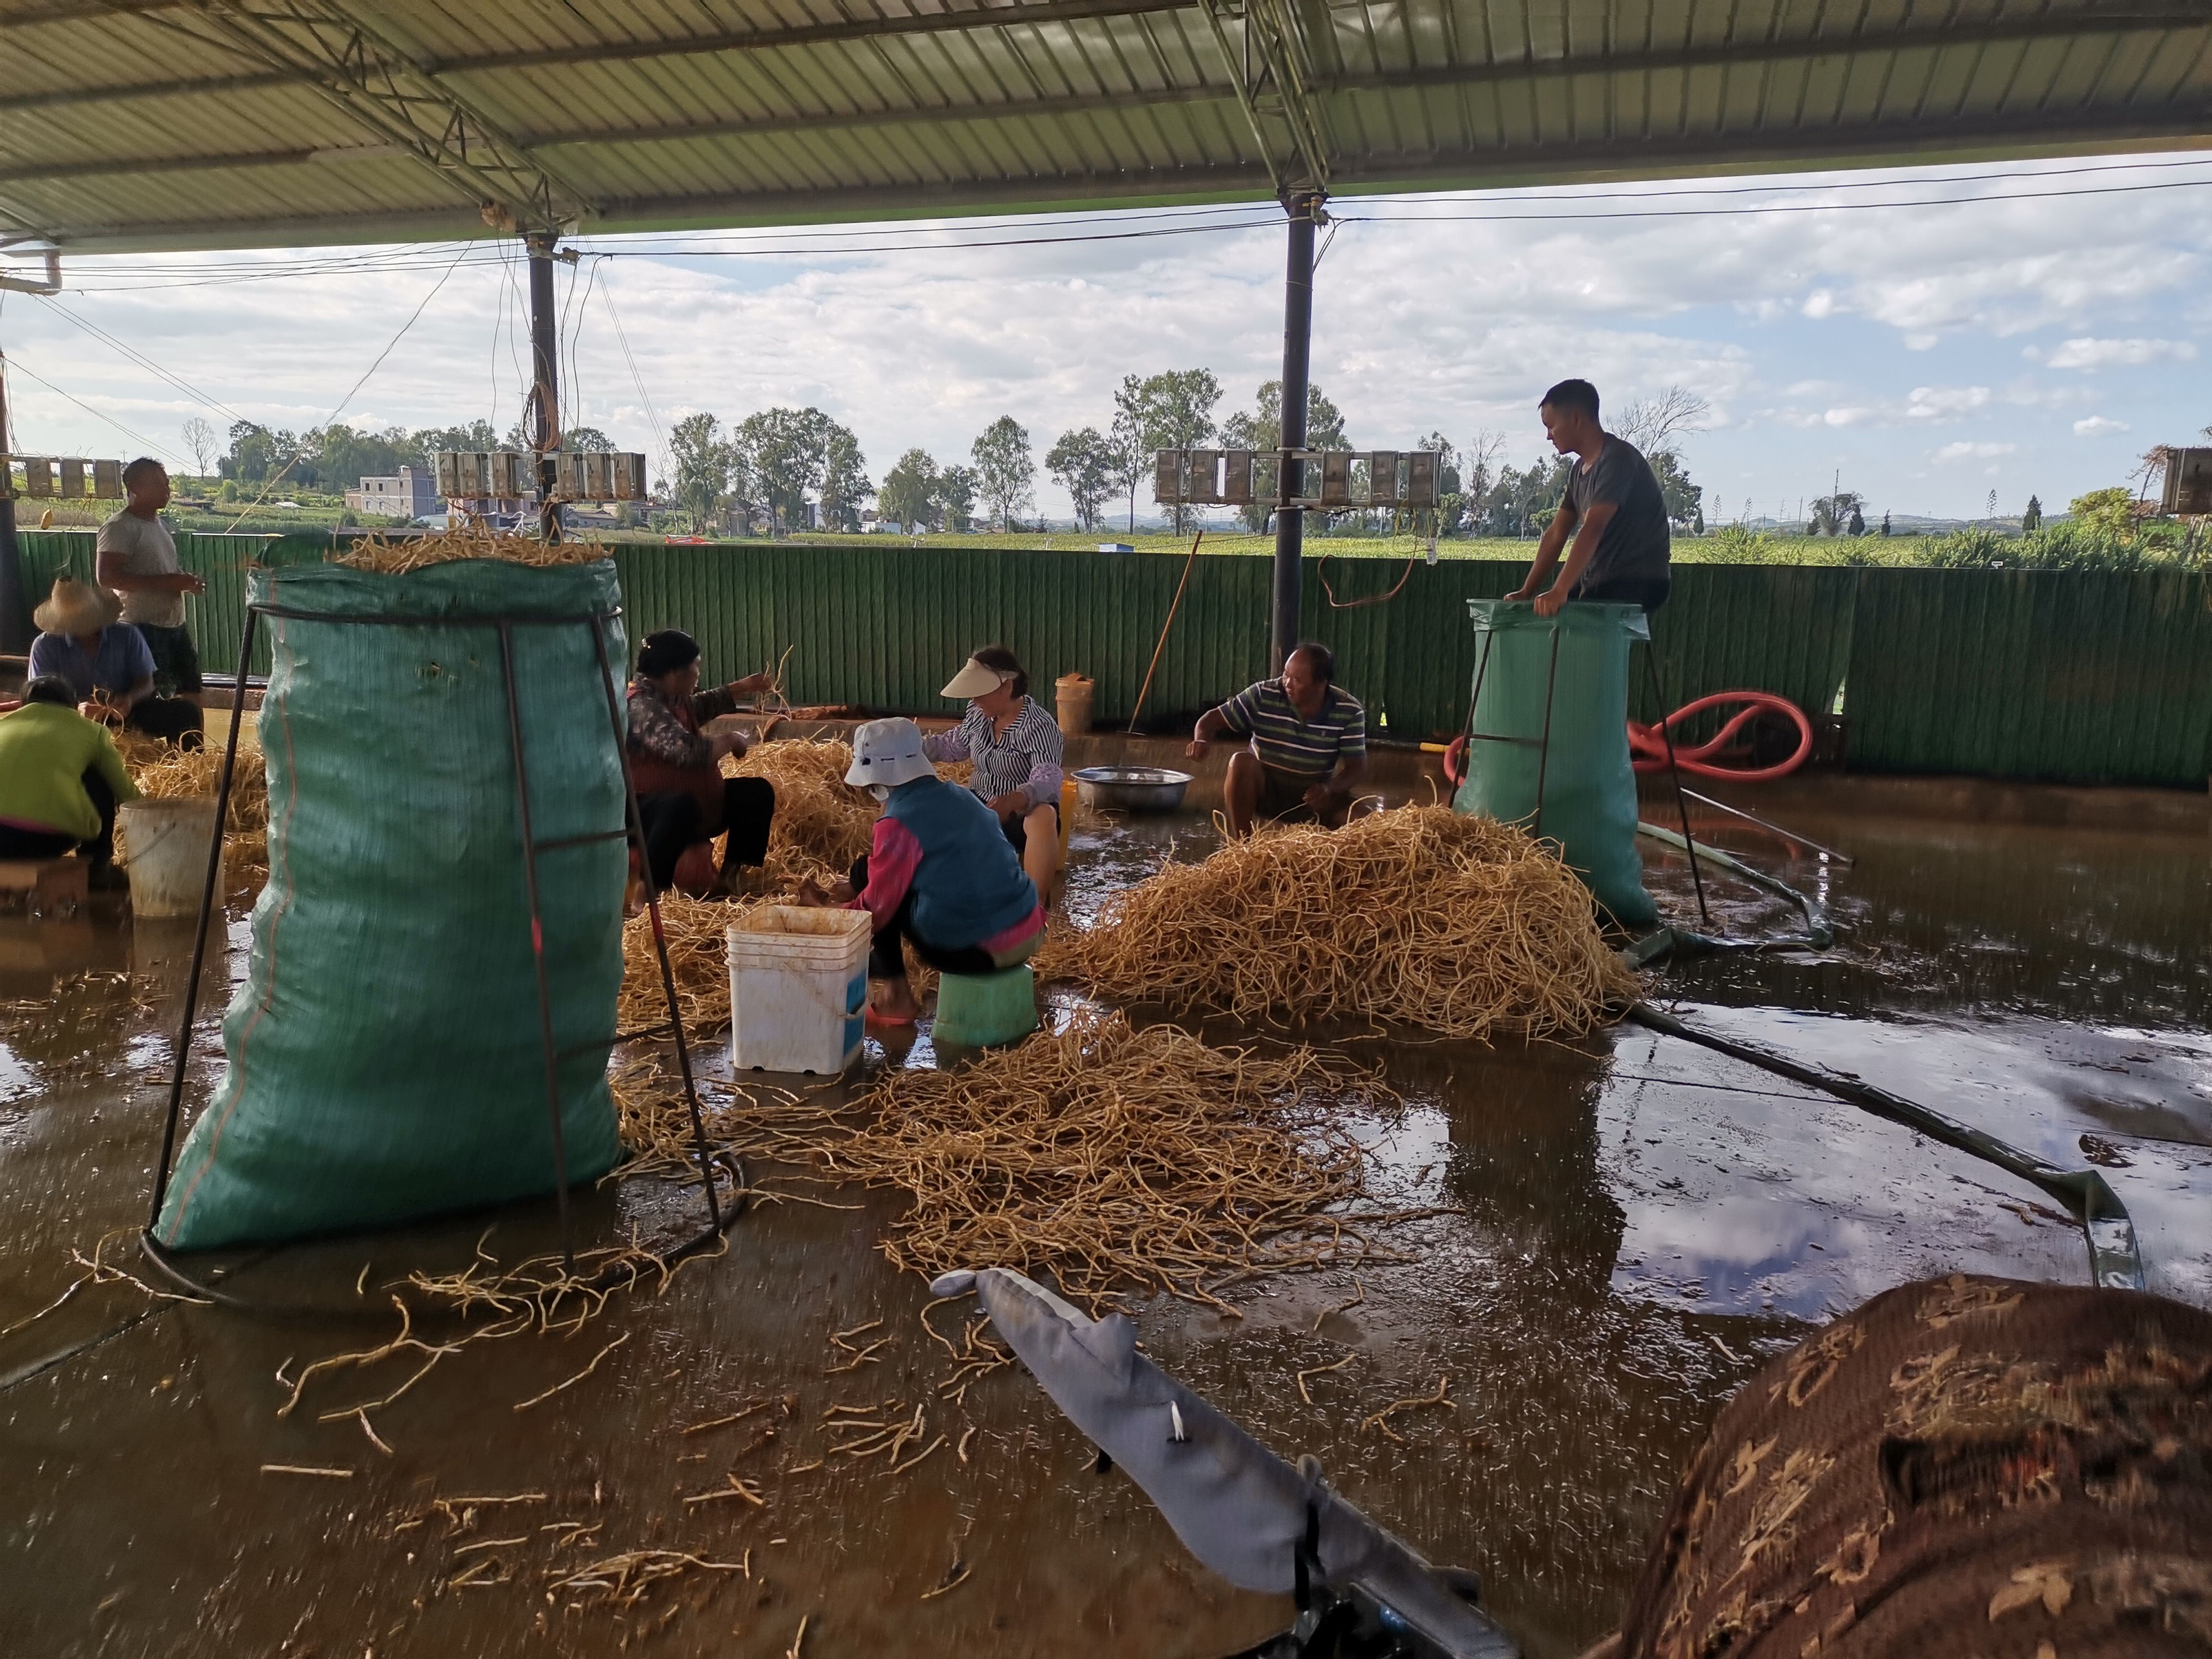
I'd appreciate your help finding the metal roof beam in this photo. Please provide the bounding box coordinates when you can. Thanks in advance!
[0,88,1252,185]
[419,0,1198,74]
[1329,9,2211,97]
[170,0,591,231]
[11,4,2198,119]
[530,85,1234,147]
[1328,107,2212,189]
[0,72,298,117]
[0,150,330,186]
[1199,0,1334,193]
[0,0,189,27]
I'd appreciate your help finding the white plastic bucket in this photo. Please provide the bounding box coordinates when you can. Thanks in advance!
[118,797,222,920]
[727,906,873,1075]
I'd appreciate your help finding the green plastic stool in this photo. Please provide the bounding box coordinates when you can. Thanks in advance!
[932,963,1039,1048]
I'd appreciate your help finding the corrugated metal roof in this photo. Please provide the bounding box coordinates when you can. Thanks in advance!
[2,0,2208,251]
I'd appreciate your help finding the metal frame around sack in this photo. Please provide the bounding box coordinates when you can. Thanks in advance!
[140,596,737,1294]
[1458,604,1710,927]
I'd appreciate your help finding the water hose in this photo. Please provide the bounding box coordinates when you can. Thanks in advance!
[1626,1003,2146,1293]
[1634,823,1834,947]
[1431,688,1814,790]
[1629,691,1812,781]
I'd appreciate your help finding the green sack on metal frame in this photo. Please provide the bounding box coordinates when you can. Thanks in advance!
[156,560,629,1249]
[1449,598,1658,927]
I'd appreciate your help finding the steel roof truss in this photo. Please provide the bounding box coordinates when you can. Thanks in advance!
[173,0,586,232]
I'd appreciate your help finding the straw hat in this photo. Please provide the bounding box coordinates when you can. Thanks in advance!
[33,577,122,637]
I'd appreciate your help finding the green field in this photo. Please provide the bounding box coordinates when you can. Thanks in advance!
[791,528,1959,567]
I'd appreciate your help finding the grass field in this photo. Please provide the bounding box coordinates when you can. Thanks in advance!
[790,528,1943,566]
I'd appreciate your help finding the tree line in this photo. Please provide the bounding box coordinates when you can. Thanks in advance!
[186,375,1714,538]
[194,418,624,493]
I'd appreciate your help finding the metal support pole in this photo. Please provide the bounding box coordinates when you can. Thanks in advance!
[1270,191,1319,672]
[149,608,259,1229]
[1641,641,1711,927]
[495,620,577,1272]
[526,233,561,545]
[586,615,723,1236]
[0,351,30,654]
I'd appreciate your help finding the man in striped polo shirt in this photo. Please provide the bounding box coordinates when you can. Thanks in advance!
[1187,641,1368,837]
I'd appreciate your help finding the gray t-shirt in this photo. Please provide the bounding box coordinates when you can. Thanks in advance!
[98,509,184,628]
[1560,434,1671,593]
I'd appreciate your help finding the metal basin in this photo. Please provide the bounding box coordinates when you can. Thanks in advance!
[1072,765,1192,813]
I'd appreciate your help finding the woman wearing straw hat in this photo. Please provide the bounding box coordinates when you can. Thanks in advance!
[0,676,142,886]
[26,577,205,747]
[799,718,1043,1026]
[925,645,1066,901]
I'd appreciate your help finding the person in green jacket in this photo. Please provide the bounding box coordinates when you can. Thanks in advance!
[0,676,142,885]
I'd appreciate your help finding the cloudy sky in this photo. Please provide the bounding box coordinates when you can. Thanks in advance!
[4,151,2207,523]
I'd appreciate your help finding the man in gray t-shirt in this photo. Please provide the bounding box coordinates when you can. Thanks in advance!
[97,458,206,706]
[1507,379,1673,617]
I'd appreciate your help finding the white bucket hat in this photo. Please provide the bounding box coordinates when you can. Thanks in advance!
[941,655,1011,700]
[845,717,937,789]
[33,577,122,637]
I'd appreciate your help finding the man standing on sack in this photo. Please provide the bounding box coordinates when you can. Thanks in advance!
[97,458,207,709]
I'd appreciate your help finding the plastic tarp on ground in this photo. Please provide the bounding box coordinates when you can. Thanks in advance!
[1451,599,1657,927]
[156,560,629,1249]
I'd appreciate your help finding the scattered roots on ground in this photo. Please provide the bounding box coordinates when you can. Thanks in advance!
[615,1008,1429,1314]
[330,522,613,573]
[1036,805,1634,1041]
[847,1011,1424,1311]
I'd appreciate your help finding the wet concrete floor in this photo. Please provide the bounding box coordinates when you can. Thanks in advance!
[2,781,2208,1657]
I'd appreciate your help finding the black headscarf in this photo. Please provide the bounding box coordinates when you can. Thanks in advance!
[637,629,701,681]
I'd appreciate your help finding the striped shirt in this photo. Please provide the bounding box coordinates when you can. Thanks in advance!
[922,695,1065,810]
[1218,679,1366,778]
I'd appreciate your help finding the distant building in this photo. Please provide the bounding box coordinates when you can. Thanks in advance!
[346,467,441,519]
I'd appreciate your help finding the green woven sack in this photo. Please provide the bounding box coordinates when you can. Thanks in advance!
[156,560,628,1249]
[1449,599,1658,927]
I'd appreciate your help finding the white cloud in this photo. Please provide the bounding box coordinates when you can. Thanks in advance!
[2073,415,2131,436]
[1932,441,2017,462]
[2043,336,2194,371]
[6,153,2209,520]
[1906,385,1991,420]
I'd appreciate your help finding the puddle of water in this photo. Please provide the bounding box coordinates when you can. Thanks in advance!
[1,794,2207,1657]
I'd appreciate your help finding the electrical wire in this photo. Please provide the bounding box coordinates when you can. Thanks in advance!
[498,245,530,445]
[32,292,249,427]
[566,254,605,446]
[598,264,670,491]
[219,246,469,533]
[43,152,2212,291]
[0,355,186,464]
[1343,173,2212,224]
[1341,152,2212,209]
[556,253,582,439]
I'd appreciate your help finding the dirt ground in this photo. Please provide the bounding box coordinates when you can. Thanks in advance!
[2,778,2206,1658]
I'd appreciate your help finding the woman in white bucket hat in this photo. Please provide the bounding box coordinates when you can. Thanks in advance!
[802,717,1042,1025]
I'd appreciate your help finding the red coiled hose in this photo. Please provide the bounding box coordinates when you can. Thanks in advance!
[1629,692,1812,781]
[1440,691,1813,786]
